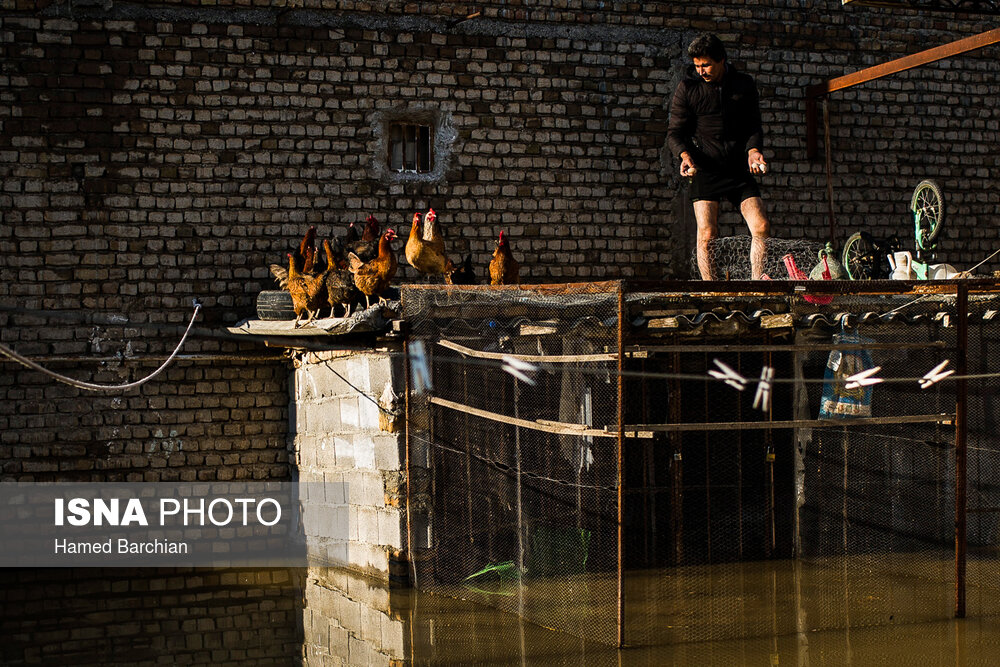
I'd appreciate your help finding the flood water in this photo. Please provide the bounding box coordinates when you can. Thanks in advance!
[3,560,1000,665]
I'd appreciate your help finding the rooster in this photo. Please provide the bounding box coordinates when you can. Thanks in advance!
[489,231,520,286]
[349,229,398,309]
[322,238,360,318]
[286,252,330,326]
[445,254,477,285]
[299,226,318,274]
[405,209,454,279]
[269,226,319,290]
[347,215,380,263]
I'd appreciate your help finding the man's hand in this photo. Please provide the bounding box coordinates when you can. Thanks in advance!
[679,152,698,177]
[748,149,768,175]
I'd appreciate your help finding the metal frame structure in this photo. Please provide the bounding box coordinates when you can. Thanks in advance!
[402,278,1000,645]
[804,27,1000,241]
[805,26,1000,160]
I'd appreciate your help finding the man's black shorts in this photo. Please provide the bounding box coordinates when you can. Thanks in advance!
[690,168,761,207]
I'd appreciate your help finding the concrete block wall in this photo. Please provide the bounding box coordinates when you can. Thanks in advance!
[293,349,407,582]
[301,566,410,667]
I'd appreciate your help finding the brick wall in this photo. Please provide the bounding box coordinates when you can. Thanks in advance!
[0,357,290,481]
[1,2,998,473]
[0,567,303,665]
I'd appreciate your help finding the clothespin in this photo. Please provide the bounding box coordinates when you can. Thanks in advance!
[753,366,775,412]
[409,340,433,394]
[844,365,883,390]
[502,355,538,386]
[708,358,748,391]
[919,360,955,389]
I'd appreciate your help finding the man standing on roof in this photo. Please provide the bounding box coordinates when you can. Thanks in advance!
[667,33,771,280]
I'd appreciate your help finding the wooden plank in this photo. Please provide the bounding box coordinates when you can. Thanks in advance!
[428,396,618,438]
[437,338,618,363]
[760,313,794,329]
[520,324,559,336]
[629,413,955,433]
[647,317,682,329]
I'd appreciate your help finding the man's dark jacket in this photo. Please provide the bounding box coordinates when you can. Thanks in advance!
[667,64,763,173]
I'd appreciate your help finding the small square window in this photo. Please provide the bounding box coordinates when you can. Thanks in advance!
[388,123,432,173]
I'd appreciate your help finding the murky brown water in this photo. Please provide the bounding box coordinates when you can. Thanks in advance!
[4,559,1000,665]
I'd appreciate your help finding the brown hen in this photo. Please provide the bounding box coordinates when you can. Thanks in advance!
[348,229,398,309]
[347,215,380,263]
[322,238,360,317]
[488,230,520,286]
[405,209,453,278]
[286,252,329,327]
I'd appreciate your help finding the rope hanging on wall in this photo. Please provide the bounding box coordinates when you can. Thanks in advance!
[0,301,202,392]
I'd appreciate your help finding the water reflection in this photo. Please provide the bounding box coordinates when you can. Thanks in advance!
[3,564,1000,665]
[0,567,303,665]
[301,564,1000,667]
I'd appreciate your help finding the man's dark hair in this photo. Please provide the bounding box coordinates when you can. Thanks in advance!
[688,33,726,62]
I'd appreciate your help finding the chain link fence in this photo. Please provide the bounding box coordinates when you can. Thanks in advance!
[401,280,1000,647]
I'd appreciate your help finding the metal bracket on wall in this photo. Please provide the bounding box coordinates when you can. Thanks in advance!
[804,27,1000,160]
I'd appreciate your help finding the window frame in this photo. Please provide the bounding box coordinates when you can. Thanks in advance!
[387,122,434,174]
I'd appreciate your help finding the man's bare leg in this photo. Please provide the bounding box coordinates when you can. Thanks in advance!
[741,196,770,280]
[694,200,720,280]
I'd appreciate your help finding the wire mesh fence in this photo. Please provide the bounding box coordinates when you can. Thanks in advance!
[401,280,1000,647]
[403,282,623,645]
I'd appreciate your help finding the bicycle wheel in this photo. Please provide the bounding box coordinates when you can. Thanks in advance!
[841,232,874,280]
[910,179,945,250]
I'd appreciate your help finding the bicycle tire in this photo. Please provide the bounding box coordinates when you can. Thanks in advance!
[910,179,945,250]
[841,232,873,280]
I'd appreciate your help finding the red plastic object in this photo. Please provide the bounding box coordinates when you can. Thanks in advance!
[782,254,833,305]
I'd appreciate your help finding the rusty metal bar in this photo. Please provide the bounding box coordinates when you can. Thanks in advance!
[807,28,1000,98]
[641,357,653,567]
[403,338,416,590]
[401,280,622,293]
[631,413,955,433]
[669,349,684,567]
[703,349,712,564]
[844,0,1000,13]
[823,98,836,243]
[405,277,1000,297]
[617,282,626,648]
[955,282,969,618]
[626,277,1000,295]
[805,27,1000,158]
[629,341,948,353]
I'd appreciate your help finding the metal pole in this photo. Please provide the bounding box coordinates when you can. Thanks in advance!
[403,339,417,590]
[955,283,969,618]
[670,348,684,566]
[617,283,626,648]
[823,98,837,244]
